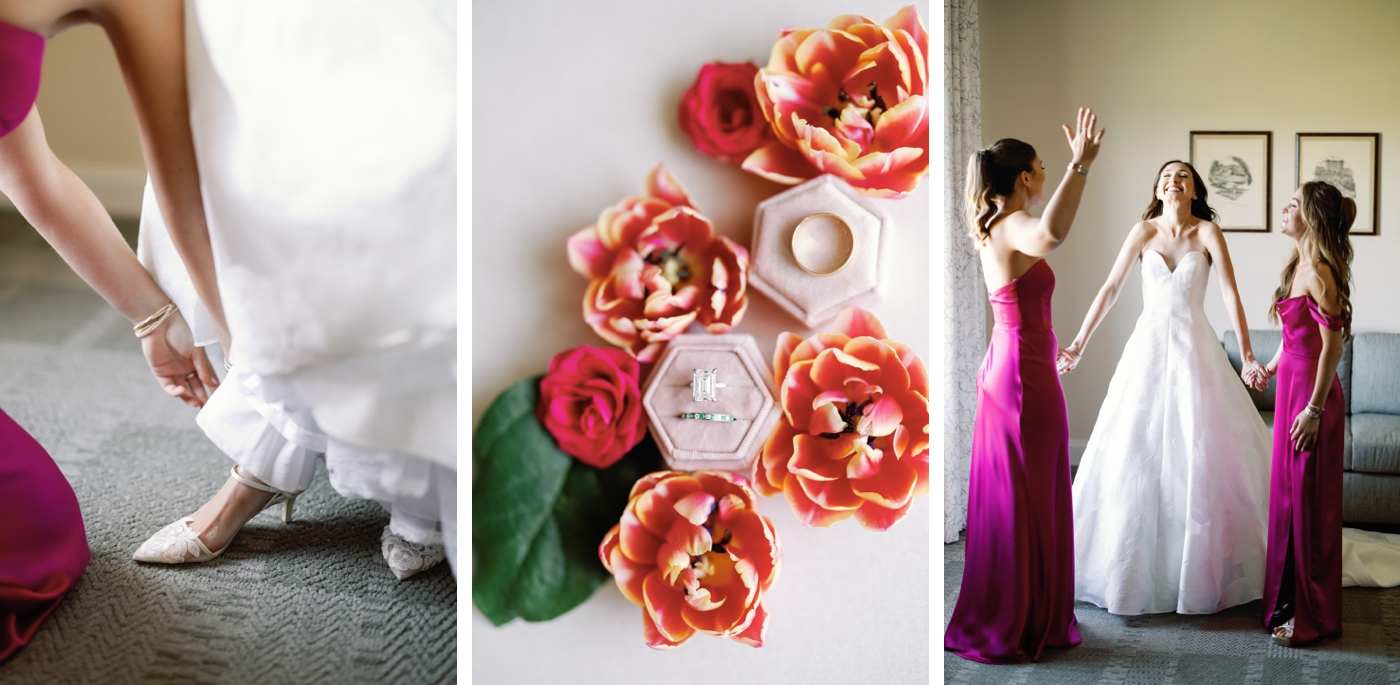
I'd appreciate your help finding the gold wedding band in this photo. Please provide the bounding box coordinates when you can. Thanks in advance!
[791,212,855,276]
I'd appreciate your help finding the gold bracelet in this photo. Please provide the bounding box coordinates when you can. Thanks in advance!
[134,301,178,338]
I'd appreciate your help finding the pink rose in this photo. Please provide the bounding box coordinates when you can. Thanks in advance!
[537,345,646,469]
[678,61,772,165]
[567,163,750,362]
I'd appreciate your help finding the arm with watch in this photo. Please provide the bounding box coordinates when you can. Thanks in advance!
[1032,108,1105,249]
[1289,321,1345,452]
[1274,266,1347,452]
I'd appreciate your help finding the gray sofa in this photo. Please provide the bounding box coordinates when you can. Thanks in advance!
[1223,330,1400,524]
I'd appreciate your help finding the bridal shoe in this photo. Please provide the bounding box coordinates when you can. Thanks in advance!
[1271,617,1295,647]
[381,526,447,580]
[133,466,299,564]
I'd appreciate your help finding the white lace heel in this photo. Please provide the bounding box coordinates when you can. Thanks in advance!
[133,466,301,565]
[381,526,448,580]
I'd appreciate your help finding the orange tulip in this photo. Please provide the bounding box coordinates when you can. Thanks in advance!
[599,471,780,649]
[567,164,749,362]
[755,308,930,530]
[743,6,929,198]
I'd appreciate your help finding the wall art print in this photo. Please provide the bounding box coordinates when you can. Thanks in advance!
[1296,133,1380,235]
[1190,131,1272,232]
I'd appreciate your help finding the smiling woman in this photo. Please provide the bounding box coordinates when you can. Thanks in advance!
[1059,158,1275,618]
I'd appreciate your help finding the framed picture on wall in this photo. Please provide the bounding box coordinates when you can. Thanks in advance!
[1296,133,1380,235]
[1190,131,1272,232]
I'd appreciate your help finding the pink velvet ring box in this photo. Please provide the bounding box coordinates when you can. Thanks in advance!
[749,174,893,329]
[641,333,779,473]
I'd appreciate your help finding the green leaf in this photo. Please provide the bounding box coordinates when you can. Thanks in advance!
[472,377,668,625]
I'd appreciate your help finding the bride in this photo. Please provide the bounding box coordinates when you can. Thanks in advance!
[1056,160,1272,615]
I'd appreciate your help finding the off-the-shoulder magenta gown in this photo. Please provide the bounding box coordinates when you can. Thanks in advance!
[945,259,1080,663]
[0,409,89,662]
[1262,295,1346,647]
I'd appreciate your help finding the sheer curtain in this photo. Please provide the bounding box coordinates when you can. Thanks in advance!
[943,0,983,543]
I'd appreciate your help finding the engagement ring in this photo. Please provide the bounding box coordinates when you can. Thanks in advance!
[691,368,727,402]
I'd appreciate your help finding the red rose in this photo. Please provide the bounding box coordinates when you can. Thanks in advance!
[678,61,772,165]
[537,345,646,468]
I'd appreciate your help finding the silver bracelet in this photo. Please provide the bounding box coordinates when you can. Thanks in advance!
[1069,163,1089,176]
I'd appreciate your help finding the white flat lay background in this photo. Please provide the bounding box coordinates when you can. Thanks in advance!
[471,1,930,682]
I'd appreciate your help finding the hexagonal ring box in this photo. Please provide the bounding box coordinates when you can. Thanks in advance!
[750,175,893,329]
[641,333,779,473]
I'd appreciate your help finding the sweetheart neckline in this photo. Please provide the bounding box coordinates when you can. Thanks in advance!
[1144,249,1208,275]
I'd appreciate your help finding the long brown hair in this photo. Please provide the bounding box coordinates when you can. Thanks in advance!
[1269,180,1355,337]
[963,139,1036,246]
[1141,160,1218,222]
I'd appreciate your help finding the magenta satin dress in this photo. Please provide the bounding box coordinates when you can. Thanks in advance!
[0,409,89,662]
[0,20,86,664]
[1261,296,1346,647]
[945,259,1080,663]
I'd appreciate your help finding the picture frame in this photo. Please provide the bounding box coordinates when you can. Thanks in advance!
[1295,133,1380,235]
[1190,131,1272,232]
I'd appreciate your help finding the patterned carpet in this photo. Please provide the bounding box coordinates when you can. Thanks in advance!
[943,539,1400,684]
[0,211,456,684]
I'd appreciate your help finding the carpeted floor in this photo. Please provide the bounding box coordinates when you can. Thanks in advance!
[943,538,1400,684]
[0,211,456,684]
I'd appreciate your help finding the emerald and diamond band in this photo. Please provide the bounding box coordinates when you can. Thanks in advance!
[679,412,736,422]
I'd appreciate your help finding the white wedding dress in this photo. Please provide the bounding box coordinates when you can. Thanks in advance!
[136,0,456,576]
[1072,250,1271,615]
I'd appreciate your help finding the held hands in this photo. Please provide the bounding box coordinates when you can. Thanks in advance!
[1062,107,1106,168]
[1056,343,1083,375]
[141,311,219,408]
[1240,357,1270,391]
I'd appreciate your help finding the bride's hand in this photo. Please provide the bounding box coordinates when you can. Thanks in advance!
[1290,410,1319,452]
[1241,359,1268,390]
[1056,344,1082,375]
[1061,107,1106,167]
[141,312,219,407]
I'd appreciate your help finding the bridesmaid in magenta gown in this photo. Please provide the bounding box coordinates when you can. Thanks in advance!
[1259,181,1354,648]
[0,410,89,662]
[1,3,217,663]
[945,108,1104,663]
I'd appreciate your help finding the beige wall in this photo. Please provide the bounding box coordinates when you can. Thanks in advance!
[0,24,146,215]
[980,0,1400,442]
[36,24,145,169]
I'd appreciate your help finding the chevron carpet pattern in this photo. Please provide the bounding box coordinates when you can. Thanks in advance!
[0,212,456,684]
[944,539,1400,685]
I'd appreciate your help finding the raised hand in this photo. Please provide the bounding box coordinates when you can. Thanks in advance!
[141,312,219,408]
[1061,107,1106,167]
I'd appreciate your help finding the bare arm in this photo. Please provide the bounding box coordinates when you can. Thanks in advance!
[99,0,230,355]
[1002,107,1106,257]
[0,107,216,404]
[1057,221,1149,373]
[1201,223,1265,385]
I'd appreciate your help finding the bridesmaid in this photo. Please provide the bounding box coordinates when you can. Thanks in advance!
[1260,181,1354,647]
[944,107,1105,664]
